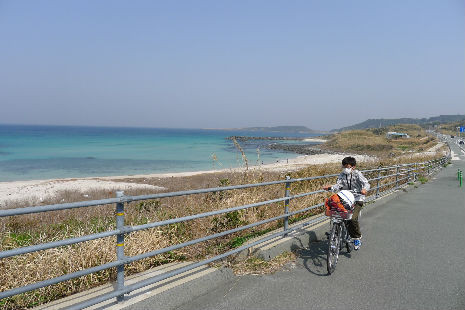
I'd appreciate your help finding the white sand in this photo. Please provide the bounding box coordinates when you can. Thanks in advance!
[254,153,376,172]
[0,152,377,209]
[425,142,445,153]
[0,179,165,208]
[302,138,328,143]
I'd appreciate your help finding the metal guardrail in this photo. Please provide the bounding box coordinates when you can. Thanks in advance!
[0,155,450,309]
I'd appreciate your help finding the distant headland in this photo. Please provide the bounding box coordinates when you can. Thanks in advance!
[206,126,327,134]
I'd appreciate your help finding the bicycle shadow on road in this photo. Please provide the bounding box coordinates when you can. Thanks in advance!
[291,235,353,277]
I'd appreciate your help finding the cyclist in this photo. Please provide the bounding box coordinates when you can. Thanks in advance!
[323,156,370,250]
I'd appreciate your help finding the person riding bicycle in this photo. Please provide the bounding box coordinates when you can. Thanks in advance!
[323,156,370,250]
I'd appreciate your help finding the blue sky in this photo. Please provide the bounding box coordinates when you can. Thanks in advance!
[0,0,463,130]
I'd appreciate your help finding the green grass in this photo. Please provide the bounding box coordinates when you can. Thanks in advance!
[5,232,37,247]
[227,226,278,248]
[418,176,428,184]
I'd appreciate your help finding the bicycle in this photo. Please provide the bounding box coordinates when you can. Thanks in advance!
[324,190,357,274]
[326,210,353,274]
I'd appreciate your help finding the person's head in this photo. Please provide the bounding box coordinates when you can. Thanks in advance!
[341,157,356,174]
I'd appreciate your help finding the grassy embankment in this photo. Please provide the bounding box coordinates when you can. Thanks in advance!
[0,125,446,309]
[321,124,441,157]
[437,121,465,137]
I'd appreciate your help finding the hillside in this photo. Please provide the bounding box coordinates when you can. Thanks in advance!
[437,120,465,136]
[321,124,442,158]
[333,115,465,132]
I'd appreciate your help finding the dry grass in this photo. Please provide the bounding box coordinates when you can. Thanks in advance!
[0,133,446,309]
[438,121,465,136]
[232,251,297,275]
[322,124,439,157]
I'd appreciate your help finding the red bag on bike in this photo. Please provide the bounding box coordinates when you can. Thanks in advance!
[325,193,348,216]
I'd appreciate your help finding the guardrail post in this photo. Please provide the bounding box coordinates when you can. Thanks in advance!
[413,163,417,182]
[116,191,125,302]
[376,166,381,198]
[284,176,291,236]
[395,165,400,190]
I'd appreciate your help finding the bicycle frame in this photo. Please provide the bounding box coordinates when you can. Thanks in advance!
[327,213,353,274]
[332,216,352,248]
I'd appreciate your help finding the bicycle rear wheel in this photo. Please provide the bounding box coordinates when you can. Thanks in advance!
[327,222,341,274]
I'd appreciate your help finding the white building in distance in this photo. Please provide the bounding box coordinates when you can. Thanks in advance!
[386,132,410,139]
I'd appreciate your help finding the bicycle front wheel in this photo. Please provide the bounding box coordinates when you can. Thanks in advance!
[327,222,341,274]
[344,222,352,253]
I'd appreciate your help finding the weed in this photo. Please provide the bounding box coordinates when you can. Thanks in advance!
[4,232,35,247]
[219,178,230,186]
[418,176,428,184]
[228,236,247,248]
[227,226,278,249]
[211,211,247,233]
[231,137,248,170]
[137,200,161,212]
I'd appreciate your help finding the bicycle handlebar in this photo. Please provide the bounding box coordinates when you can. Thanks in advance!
[324,188,361,194]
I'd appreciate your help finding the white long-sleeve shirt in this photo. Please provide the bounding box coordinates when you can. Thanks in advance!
[330,170,370,202]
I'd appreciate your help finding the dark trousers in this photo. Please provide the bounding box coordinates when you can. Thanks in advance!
[347,201,363,238]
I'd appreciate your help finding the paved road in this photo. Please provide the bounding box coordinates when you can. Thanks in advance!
[168,143,465,310]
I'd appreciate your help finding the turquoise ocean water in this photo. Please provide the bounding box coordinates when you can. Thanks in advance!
[0,125,320,181]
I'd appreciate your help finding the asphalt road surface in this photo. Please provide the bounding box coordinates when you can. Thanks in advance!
[169,143,465,310]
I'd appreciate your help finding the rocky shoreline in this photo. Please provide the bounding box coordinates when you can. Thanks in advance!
[227,136,306,141]
[268,143,339,155]
[226,135,338,156]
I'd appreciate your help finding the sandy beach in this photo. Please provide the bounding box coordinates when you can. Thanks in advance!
[1,140,448,209]
[0,152,375,208]
[302,138,328,143]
